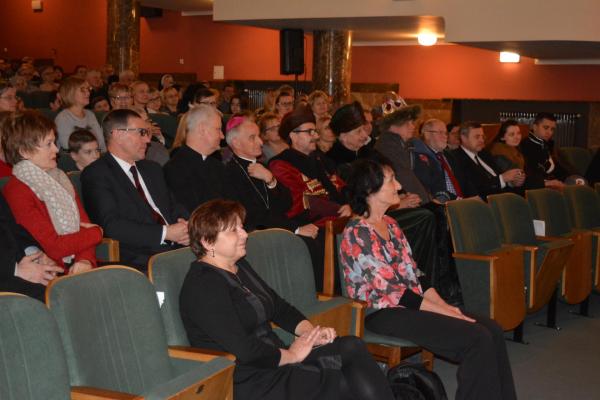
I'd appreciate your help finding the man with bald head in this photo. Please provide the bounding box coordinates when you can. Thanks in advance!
[163,105,227,212]
[413,118,467,202]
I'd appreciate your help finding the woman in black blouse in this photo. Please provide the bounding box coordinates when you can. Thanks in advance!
[179,199,394,400]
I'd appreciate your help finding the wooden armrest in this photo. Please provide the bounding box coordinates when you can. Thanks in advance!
[316,293,334,301]
[536,235,564,241]
[520,245,539,252]
[71,386,138,400]
[98,237,120,262]
[168,345,235,361]
[351,299,368,309]
[452,252,498,261]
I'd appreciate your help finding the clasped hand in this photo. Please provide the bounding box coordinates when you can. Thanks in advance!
[288,326,337,363]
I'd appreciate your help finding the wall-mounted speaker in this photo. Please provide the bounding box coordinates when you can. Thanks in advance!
[140,6,163,18]
[280,29,304,75]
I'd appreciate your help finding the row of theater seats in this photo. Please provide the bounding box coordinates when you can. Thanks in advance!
[446,185,600,342]
[1,224,437,400]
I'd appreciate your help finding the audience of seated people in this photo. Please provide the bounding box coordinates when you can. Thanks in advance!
[4,61,600,398]
[452,121,525,198]
[2,111,102,275]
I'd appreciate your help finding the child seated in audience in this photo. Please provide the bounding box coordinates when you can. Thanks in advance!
[65,129,101,172]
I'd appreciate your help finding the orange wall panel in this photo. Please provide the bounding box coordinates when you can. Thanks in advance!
[0,0,106,71]
[140,12,313,81]
[351,44,600,101]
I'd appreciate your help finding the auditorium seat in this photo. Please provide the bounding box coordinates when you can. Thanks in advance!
[562,185,600,292]
[245,228,362,345]
[488,193,573,329]
[148,247,235,360]
[526,188,592,313]
[0,293,133,400]
[558,147,594,176]
[323,218,435,369]
[149,113,178,148]
[46,266,234,399]
[446,198,526,340]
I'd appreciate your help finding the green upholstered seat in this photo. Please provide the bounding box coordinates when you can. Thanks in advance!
[245,228,357,345]
[488,193,573,314]
[37,107,59,121]
[0,293,71,400]
[563,185,600,292]
[94,111,108,125]
[558,147,594,176]
[67,170,82,200]
[526,188,592,305]
[595,183,600,196]
[149,113,178,149]
[0,176,10,190]
[46,267,234,399]
[446,198,526,330]
[148,247,197,346]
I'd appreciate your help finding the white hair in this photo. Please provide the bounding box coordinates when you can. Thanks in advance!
[186,104,220,134]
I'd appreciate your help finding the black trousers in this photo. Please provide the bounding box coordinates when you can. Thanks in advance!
[0,277,45,301]
[366,308,517,400]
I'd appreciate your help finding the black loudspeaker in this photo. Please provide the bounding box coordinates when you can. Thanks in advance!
[140,6,163,18]
[280,29,304,75]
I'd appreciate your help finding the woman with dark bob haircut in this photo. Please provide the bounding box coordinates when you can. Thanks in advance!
[179,199,394,400]
[340,158,517,400]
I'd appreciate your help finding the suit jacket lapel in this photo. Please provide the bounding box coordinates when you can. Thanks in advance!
[104,154,151,212]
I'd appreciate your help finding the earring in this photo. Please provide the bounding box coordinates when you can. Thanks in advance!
[211,248,215,257]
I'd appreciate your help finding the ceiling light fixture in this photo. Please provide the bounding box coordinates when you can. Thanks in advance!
[417,32,437,46]
[500,51,520,63]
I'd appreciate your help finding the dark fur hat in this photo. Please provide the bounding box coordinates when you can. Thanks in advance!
[278,103,316,144]
[330,101,366,135]
[380,104,421,132]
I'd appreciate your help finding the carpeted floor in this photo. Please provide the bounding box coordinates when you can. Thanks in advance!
[432,294,600,399]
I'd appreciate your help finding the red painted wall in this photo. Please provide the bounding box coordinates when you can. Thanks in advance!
[351,44,600,101]
[1,2,600,101]
[140,12,313,81]
[0,0,106,71]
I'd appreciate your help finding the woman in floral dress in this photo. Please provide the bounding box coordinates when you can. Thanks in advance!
[340,157,517,400]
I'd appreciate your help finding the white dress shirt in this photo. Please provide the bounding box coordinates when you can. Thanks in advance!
[111,154,168,243]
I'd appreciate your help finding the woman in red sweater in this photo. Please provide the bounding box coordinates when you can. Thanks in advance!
[1,111,102,274]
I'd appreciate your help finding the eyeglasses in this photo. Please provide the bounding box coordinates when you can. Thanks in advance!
[112,95,131,101]
[116,127,150,137]
[265,124,280,132]
[199,100,217,106]
[292,128,318,135]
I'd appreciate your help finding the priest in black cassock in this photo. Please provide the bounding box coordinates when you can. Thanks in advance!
[164,105,229,213]
[224,116,327,291]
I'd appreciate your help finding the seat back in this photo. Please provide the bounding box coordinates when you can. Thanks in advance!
[558,147,593,175]
[446,197,503,253]
[67,170,82,201]
[488,193,538,246]
[526,188,573,236]
[245,228,316,311]
[0,293,71,400]
[563,185,600,229]
[148,247,196,346]
[595,183,600,196]
[149,113,178,148]
[46,266,176,394]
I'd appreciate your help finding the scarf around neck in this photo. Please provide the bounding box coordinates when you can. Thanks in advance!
[13,160,80,235]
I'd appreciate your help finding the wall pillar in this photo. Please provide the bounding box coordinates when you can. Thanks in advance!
[312,30,352,107]
[107,0,140,75]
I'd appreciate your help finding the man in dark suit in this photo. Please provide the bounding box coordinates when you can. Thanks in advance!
[81,109,189,271]
[452,121,525,199]
[0,193,63,300]
[413,118,467,202]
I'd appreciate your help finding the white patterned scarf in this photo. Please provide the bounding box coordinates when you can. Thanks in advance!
[12,160,80,235]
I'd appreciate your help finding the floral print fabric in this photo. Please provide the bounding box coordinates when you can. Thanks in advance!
[339,216,423,309]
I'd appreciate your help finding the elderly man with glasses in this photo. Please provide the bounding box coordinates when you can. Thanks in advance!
[81,109,189,271]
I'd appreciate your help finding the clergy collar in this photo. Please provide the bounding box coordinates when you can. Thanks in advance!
[235,154,257,163]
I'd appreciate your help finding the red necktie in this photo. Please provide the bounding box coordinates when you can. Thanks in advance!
[129,165,167,225]
[435,153,464,198]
